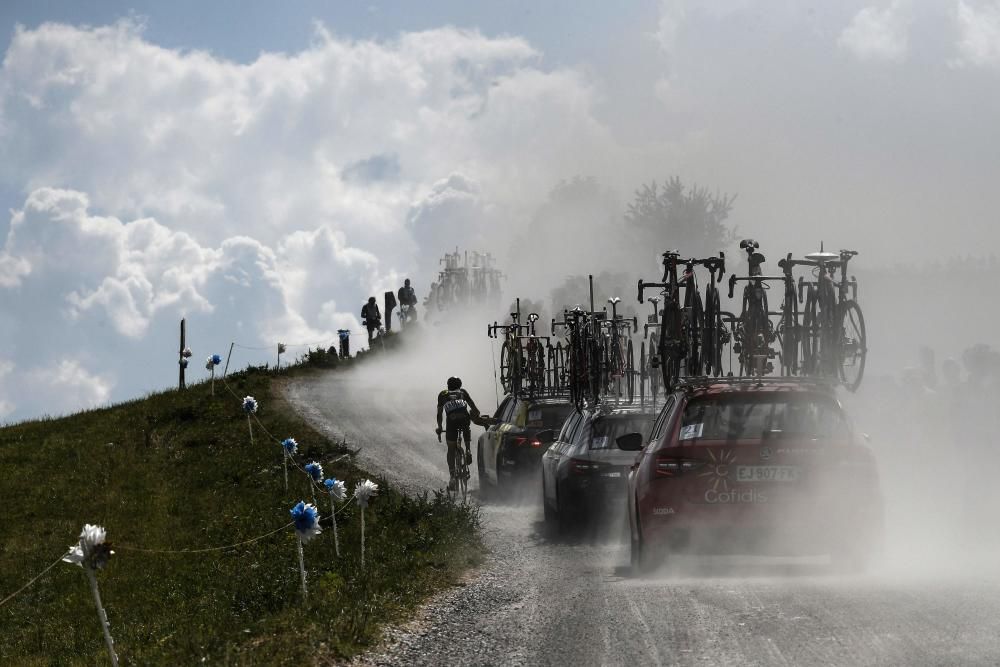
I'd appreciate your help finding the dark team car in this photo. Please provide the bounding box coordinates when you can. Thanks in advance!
[622,379,883,572]
[477,393,574,496]
[540,404,655,532]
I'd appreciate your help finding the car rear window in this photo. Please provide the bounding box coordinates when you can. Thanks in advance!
[526,404,573,429]
[680,394,849,442]
[589,415,654,449]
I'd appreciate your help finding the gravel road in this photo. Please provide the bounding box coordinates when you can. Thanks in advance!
[285,366,1000,666]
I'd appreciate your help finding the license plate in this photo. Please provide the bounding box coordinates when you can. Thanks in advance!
[600,471,621,478]
[736,466,799,482]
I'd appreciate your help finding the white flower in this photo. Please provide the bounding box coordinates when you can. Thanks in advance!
[324,478,346,501]
[242,396,258,414]
[354,479,379,508]
[62,523,113,570]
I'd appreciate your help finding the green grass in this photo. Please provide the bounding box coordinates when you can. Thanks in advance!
[0,345,483,665]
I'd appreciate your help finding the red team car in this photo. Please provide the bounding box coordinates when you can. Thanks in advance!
[620,378,883,572]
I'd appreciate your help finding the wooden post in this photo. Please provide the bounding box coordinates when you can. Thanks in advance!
[178,318,186,390]
[223,342,234,378]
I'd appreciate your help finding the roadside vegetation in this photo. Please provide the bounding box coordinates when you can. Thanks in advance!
[0,335,484,664]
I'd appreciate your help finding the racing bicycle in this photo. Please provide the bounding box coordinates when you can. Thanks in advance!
[438,427,471,502]
[797,247,867,391]
[727,239,779,376]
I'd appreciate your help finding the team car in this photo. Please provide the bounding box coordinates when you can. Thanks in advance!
[620,378,883,572]
[477,394,574,497]
[539,404,655,532]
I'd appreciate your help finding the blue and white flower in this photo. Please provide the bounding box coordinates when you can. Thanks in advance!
[242,396,258,414]
[354,479,379,508]
[304,461,324,483]
[62,524,113,570]
[290,501,321,543]
[282,438,298,455]
[324,477,346,501]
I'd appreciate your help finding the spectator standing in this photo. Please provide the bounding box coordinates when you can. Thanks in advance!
[361,297,381,344]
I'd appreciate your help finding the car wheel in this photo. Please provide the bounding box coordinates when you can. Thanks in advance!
[555,484,576,536]
[630,506,653,575]
[495,451,508,501]
[542,479,557,528]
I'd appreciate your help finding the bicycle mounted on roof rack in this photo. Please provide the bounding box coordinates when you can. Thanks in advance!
[489,298,569,398]
[786,245,866,391]
[638,251,735,394]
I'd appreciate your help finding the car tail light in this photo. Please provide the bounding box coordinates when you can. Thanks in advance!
[654,456,704,478]
[570,458,606,475]
[511,436,543,448]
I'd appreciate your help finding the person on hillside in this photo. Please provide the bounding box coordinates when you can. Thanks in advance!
[436,376,480,491]
[398,278,418,324]
[361,296,381,344]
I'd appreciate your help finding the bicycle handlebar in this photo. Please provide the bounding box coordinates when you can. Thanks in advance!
[637,279,668,303]
[728,274,790,299]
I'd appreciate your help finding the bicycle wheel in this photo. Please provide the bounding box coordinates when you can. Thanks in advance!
[659,299,681,392]
[460,461,468,503]
[687,291,704,377]
[779,286,799,376]
[801,289,818,376]
[703,287,716,376]
[837,300,867,391]
[626,338,635,402]
[817,279,839,378]
[500,341,513,391]
[744,294,769,376]
[639,340,646,406]
[570,340,585,410]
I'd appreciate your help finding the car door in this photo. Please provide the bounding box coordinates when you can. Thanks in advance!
[544,412,580,505]
[553,412,588,497]
[483,397,517,483]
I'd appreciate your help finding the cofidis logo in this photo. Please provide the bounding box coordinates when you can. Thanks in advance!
[704,487,768,504]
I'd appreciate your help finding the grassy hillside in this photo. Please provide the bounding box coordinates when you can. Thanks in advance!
[0,346,483,664]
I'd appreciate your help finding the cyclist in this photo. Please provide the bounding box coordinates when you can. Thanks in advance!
[436,376,480,491]
[398,278,418,319]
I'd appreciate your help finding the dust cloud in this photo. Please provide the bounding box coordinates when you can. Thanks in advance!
[367,238,1000,583]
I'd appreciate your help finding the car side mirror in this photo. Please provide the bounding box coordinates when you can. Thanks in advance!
[535,429,556,444]
[617,432,644,451]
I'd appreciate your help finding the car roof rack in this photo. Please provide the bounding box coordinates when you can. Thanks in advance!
[676,375,839,391]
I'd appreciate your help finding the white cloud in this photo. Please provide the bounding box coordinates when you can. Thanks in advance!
[839,1,911,62]
[954,0,1000,67]
[0,21,618,420]
[654,0,687,58]
[17,359,114,418]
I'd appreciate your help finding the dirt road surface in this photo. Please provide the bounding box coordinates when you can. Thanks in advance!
[285,368,1000,666]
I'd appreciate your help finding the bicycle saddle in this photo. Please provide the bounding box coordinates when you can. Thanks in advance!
[805,251,840,262]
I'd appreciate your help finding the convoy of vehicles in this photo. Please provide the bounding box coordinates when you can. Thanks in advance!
[465,241,880,572]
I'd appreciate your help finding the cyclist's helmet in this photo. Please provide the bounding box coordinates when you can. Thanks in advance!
[447,376,462,391]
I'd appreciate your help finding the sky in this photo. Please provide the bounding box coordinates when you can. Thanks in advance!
[0,0,998,421]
